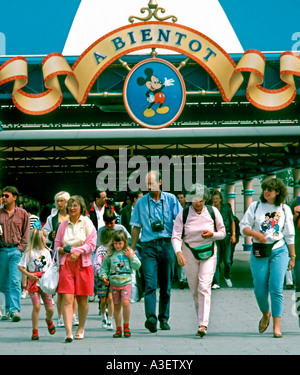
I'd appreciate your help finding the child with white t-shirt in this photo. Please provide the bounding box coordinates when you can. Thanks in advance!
[18,228,56,340]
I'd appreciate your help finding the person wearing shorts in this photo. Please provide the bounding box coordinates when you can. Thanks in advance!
[111,284,131,305]
[100,230,141,338]
[18,228,56,340]
[93,228,116,330]
[55,195,97,342]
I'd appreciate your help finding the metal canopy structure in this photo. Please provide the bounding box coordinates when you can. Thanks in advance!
[1,54,300,203]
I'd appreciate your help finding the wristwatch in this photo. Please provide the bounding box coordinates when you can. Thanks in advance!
[64,245,72,253]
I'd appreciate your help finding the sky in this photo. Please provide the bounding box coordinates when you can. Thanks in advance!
[1,0,300,56]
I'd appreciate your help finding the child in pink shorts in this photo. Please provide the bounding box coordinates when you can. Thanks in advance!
[100,230,141,338]
[18,228,56,340]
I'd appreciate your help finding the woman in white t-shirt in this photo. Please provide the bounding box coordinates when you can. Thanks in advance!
[240,178,295,338]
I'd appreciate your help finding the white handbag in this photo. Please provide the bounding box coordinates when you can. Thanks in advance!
[39,255,59,295]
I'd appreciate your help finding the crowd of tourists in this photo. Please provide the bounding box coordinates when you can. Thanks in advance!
[0,173,299,342]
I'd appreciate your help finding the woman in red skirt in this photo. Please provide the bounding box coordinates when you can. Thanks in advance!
[55,195,97,342]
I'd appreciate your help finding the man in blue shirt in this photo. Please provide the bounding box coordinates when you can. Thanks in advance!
[130,171,182,333]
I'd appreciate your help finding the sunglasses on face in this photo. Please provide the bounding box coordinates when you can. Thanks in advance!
[1,194,10,198]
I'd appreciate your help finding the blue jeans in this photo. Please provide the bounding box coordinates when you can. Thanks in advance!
[0,247,22,314]
[250,244,289,317]
[294,260,300,318]
[141,239,174,322]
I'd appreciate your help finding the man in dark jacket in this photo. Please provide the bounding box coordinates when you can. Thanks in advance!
[120,190,143,234]
[211,189,236,289]
[87,189,112,230]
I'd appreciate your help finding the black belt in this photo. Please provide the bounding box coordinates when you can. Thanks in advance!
[1,244,19,248]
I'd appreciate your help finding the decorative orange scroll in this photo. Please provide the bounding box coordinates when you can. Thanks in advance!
[232,49,300,110]
[0,22,300,115]
[0,53,75,115]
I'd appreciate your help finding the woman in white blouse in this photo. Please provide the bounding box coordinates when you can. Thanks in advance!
[55,195,97,342]
[240,178,295,338]
[172,183,225,337]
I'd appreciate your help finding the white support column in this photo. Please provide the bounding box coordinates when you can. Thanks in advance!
[226,183,236,214]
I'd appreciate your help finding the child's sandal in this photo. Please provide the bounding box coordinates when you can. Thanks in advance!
[124,327,131,338]
[113,327,122,338]
[31,329,39,340]
[45,318,56,335]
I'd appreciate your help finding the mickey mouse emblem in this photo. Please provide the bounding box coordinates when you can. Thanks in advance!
[123,59,186,129]
[136,68,175,118]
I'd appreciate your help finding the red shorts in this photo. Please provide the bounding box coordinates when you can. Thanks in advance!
[57,255,94,296]
[154,92,165,105]
[110,284,131,305]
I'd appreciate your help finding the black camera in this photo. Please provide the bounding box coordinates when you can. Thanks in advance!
[151,220,165,232]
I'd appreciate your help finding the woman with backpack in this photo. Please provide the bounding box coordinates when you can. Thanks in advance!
[172,183,225,337]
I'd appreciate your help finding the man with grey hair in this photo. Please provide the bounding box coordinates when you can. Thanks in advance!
[130,171,182,333]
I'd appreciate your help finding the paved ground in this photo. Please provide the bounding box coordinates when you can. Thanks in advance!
[0,250,300,358]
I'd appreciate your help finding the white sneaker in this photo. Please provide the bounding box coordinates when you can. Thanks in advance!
[73,314,79,326]
[212,284,220,290]
[1,312,10,320]
[102,318,107,329]
[106,321,113,331]
[11,311,21,322]
[21,290,28,299]
[57,316,65,328]
[225,278,233,288]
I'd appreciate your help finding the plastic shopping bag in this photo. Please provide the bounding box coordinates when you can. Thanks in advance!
[39,260,59,295]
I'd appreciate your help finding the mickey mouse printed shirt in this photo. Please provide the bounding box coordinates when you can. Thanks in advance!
[18,248,52,274]
[240,201,295,249]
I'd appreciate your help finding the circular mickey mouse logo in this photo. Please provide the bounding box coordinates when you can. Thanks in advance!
[123,58,186,129]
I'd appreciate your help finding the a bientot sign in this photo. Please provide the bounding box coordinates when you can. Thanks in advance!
[1,22,300,118]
